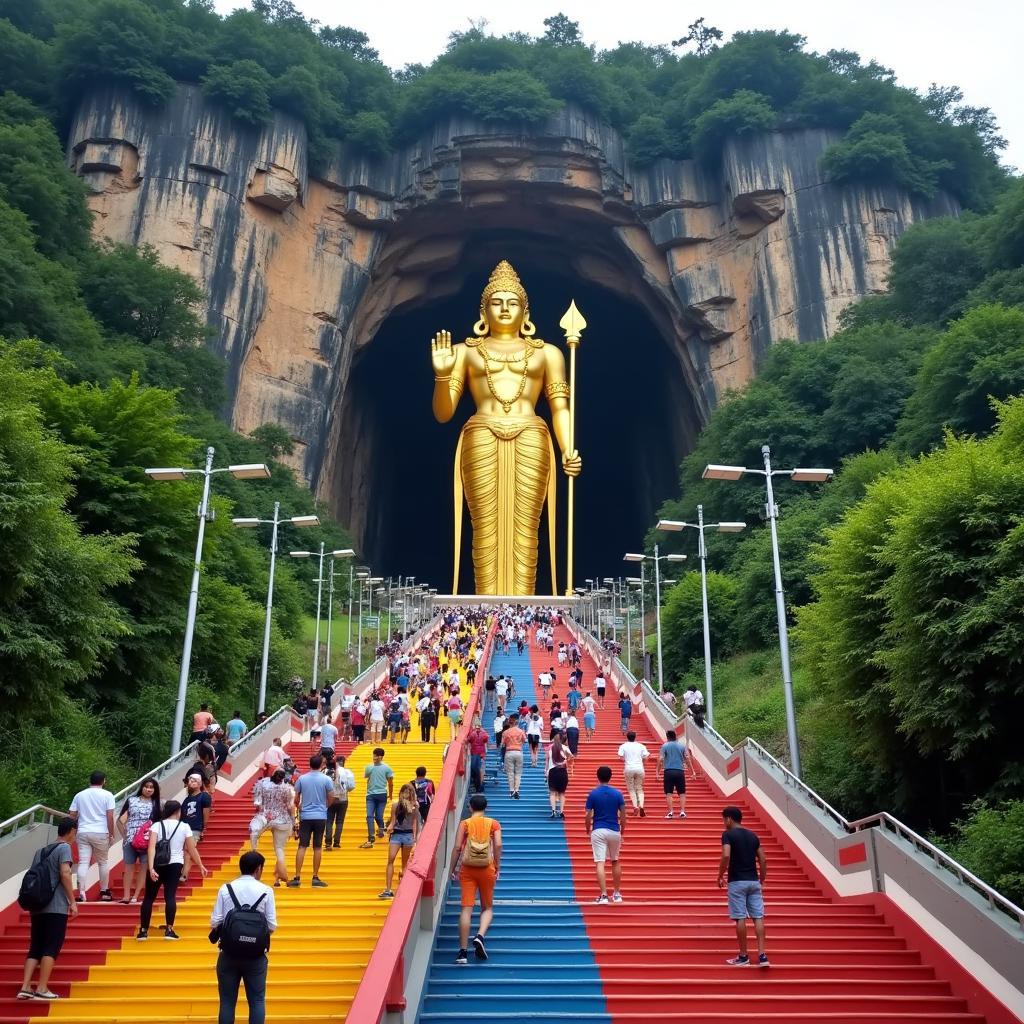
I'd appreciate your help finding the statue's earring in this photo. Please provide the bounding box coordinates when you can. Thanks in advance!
[521,314,536,338]
[473,314,488,337]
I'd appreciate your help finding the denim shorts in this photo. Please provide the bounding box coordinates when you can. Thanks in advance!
[727,880,765,919]
[390,832,415,847]
[122,840,147,866]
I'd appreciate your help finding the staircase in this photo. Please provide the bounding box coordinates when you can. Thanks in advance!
[419,640,611,1022]
[0,636,483,1023]
[416,620,991,1024]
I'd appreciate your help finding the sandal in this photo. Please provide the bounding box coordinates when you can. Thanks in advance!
[16,990,34,1000]
[119,898,131,905]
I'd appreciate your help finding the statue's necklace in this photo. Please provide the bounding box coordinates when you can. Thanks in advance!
[479,344,530,414]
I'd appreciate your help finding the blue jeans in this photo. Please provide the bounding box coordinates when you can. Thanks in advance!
[217,951,267,1024]
[366,793,387,841]
[471,753,485,791]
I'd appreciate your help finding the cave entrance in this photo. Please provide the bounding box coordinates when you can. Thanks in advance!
[334,230,699,594]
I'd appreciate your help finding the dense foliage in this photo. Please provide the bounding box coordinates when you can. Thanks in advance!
[0,88,350,815]
[653,181,1024,859]
[0,1,1007,205]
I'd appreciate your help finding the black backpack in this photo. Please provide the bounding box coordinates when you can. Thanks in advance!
[153,821,181,868]
[18,843,60,912]
[220,884,271,959]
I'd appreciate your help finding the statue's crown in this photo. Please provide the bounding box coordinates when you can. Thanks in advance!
[481,260,527,308]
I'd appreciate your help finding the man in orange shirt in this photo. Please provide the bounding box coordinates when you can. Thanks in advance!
[450,794,502,965]
[500,721,526,800]
[190,704,214,744]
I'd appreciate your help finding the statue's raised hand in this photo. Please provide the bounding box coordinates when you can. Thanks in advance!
[431,330,456,377]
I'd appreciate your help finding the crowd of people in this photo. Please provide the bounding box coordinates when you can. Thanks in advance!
[17,603,770,1015]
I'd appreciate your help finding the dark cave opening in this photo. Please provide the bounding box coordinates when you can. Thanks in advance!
[339,261,692,593]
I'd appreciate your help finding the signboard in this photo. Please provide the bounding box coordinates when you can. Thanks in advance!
[361,615,380,628]
[611,616,625,628]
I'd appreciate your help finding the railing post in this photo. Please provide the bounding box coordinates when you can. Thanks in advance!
[384,952,407,1013]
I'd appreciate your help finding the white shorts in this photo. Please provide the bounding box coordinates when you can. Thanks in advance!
[591,828,622,863]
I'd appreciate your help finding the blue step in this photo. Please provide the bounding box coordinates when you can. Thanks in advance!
[417,641,611,1022]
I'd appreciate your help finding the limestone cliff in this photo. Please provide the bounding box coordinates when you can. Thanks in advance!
[68,84,957,533]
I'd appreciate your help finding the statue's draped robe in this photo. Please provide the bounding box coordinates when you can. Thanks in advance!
[454,414,557,595]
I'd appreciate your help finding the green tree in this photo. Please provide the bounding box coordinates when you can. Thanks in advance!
[895,304,1024,454]
[660,570,738,683]
[671,17,723,57]
[55,0,177,107]
[542,14,584,47]
[798,398,1024,821]
[201,59,274,127]
[943,800,1024,905]
[690,89,775,159]
[0,342,138,703]
[821,112,951,197]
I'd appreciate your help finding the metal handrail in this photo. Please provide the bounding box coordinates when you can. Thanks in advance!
[849,811,1024,929]
[0,804,66,843]
[112,740,200,805]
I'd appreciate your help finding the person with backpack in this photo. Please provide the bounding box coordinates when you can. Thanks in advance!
[412,766,435,823]
[450,794,502,965]
[138,799,208,941]
[17,817,78,1002]
[210,851,277,1024]
[327,753,356,850]
[116,777,160,904]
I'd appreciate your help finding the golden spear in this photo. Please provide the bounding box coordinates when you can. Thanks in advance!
[560,299,586,596]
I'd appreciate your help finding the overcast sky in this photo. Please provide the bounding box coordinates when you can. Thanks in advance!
[214,0,1022,171]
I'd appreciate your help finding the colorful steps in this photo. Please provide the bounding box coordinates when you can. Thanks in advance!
[3,636,481,1022]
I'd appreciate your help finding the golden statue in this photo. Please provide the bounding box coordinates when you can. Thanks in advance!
[431,261,581,595]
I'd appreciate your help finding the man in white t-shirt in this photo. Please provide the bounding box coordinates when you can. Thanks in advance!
[617,732,651,817]
[68,771,116,902]
[211,850,277,1023]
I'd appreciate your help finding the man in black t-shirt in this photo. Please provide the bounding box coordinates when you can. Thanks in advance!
[717,805,769,967]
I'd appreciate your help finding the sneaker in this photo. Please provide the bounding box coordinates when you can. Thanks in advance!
[638,808,645,818]
[611,891,623,903]
[311,877,328,888]
[454,950,469,965]
[473,934,488,960]
[679,811,687,819]
[665,812,675,819]
[359,841,374,849]
[378,889,395,899]
[99,889,114,902]
[550,811,557,819]
[164,928,181,941]
[287,877,301,887]
[16,990,34,1000]
[594,894,609,905]
[376,830,386,839]
[513,792,520,800]
[75,893,86,903]
[135,928,148,941]
[758,953,771,968]
[726,955,750,966]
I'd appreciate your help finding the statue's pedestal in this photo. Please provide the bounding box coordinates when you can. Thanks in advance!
[431,593,578,606]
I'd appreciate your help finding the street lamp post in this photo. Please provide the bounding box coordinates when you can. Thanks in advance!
[290,546,355,691]
[231,506,325,715]
[355,570,370,672]
[624,549,687,693]
[655,508,746,725]
[146,448,270,755]
[703,447,833,777]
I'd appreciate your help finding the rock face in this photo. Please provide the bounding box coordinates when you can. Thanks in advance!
[67,84,957,536]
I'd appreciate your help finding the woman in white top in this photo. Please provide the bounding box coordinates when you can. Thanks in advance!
[250,770,296,885]
[139,800,207,941]
[369,695,386,743]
